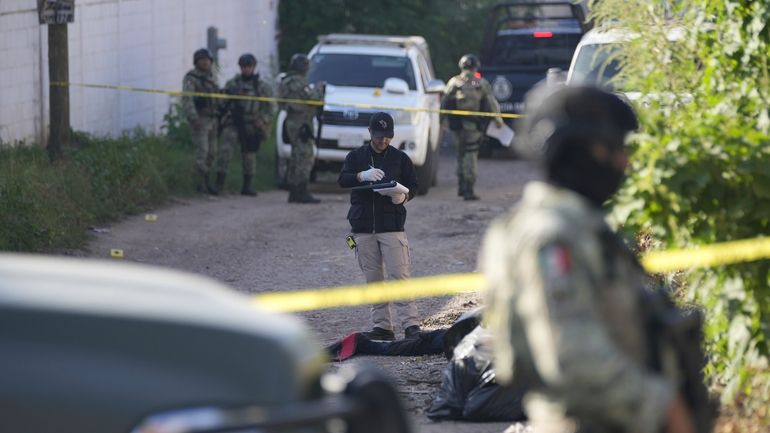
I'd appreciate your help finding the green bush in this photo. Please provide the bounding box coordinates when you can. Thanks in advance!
[0,146,89,251]
[0,109,279,253]
[590,0,770,408]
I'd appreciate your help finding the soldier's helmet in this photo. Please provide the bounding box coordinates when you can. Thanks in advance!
[458,54,480,71]
[193,48,213,65]
[288,53,310,74]
[238,53,257,67]
[519,85,638,165]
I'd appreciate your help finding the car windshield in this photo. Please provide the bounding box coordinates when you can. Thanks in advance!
[570,43,625,91]
[308,53,417,90]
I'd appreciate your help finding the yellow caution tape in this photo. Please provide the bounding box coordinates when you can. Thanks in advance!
[253,236,770,313]
[253,273,483,313]
[50,81,521,120]
[641,236,770,273]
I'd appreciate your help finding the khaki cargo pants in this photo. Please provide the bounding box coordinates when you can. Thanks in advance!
[354,231,419,332]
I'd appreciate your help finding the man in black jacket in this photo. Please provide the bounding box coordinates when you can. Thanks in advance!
[338,112,421,341]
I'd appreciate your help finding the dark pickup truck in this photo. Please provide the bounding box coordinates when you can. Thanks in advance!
[479,1,591,155]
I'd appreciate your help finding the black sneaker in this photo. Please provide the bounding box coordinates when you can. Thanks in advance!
[362,327,395,341]
[404,325,421,339]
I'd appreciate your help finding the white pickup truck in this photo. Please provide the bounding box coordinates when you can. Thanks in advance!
[275,34,445,195]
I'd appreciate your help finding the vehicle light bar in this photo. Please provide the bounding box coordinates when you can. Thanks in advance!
[533,31,553,38]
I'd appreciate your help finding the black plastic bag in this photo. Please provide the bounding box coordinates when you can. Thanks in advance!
[427,327,527,422]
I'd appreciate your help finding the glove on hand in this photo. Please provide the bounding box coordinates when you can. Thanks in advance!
[389,192,407,205]
[359,167,385,182]
[376,189,406,204]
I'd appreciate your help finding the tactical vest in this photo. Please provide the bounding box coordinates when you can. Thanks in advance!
[186,71,219,112]
[230,75,261,116]
[446,75,490,132]
[453,76,484,111]
[279,74,308,115]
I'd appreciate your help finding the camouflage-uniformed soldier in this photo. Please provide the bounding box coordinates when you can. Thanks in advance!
[441,54,502,201]
[481,86,699,433]
[278,53,324,204]
[183,48,221,194]
[219,53,276,196]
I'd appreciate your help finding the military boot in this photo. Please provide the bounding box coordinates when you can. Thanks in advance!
[463,182,479,201]
[297,184,321,204]
[457,179,466,197]
[241,175,257,196]
[205,174,219,195]
[215,172,226,194]
[195,170,208,194]
[287,185,298,203]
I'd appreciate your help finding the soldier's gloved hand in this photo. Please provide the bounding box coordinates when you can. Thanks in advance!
[358,168,385,182]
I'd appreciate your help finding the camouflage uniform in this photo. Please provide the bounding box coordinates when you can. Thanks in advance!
[442,71,501,199]
[182,68,220,179]
[481,181,676,433]
[278,71,323,194]
[219,74,275,177]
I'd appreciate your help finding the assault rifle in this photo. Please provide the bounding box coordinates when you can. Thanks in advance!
[641,289,717,433]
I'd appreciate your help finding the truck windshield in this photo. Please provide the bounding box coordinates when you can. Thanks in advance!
[308,54,417,90]
[570,43,624,90]
[489,31,581,66]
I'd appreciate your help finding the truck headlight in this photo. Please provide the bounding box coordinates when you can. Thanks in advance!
[391,110,418,125]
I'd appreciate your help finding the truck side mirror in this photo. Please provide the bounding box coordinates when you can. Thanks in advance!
[426,79,445,93]
[383,78,409,95]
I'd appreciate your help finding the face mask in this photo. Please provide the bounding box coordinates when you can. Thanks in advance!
[546,142,625,207]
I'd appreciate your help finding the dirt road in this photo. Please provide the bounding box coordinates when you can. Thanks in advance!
[84,149,539,433]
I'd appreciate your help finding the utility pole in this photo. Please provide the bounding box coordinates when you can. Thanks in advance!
[47,23,69,160]
[37,0,75,161]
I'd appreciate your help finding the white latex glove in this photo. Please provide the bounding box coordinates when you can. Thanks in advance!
[386,192,407,205]
[358,167,385,182]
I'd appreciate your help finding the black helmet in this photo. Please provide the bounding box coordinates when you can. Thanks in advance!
[521,85,637,164]
[193,48,213,65]
[238,53,257,67]
[520,85,638,205]
[288,53,310,73]
[458,54,480,71]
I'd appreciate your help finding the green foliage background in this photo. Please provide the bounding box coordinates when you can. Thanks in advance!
[278,0,499,80]
[0,103,277,253]
[591,0,770,408]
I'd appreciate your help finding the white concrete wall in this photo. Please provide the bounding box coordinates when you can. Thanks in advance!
[0,0,279,145]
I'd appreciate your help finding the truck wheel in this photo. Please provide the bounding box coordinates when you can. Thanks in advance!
[275,152,289,190]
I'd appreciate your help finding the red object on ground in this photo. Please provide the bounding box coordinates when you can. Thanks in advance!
[335,333,360,361]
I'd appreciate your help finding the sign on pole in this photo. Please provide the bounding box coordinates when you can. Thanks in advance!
[37,0,75,25]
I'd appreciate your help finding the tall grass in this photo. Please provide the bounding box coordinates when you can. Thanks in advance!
[0,118,277,252]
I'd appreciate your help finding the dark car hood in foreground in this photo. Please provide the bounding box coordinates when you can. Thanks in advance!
[0,254,325,433]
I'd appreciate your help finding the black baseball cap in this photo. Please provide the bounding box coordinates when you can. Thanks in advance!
[369,112,394,139]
